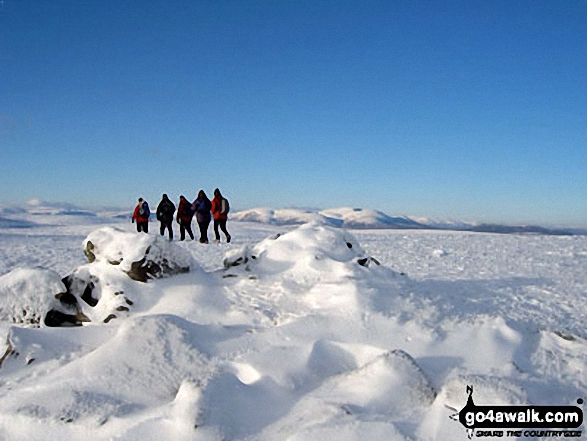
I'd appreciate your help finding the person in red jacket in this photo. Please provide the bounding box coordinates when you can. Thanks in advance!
[211,188,231,243]
[131,198,150,233]
[176,195,195,241]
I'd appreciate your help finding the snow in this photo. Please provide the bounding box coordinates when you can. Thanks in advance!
[320,207,423,229]
[0,216,586,440]
[83,226,197,274]
[0,268,66,326]
[231,207,583,235]
[231,207,424,229]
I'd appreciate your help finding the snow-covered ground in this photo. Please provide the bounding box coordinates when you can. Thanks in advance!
[0,216,586,440]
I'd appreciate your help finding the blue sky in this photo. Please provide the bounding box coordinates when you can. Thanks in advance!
[1,0,586,226]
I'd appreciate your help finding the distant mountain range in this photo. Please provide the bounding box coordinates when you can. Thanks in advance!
[0,201,584,235]
[232,207,584,236]
[0,200,97,217]
[231,207,424,230]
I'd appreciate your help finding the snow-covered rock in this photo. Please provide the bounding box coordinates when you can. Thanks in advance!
[61,265,136,324]
[83,227,196,282]
[0,228,203,327]
[0,268,81,327]
[51,227,202,324]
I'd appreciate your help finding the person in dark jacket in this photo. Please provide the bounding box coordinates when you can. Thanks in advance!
[156,194,176,240]
[192,190,212,244]
[131,198,150,233]
[176,195,195,241]
[211,188,231,243]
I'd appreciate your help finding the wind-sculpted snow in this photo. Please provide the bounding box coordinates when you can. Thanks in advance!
[0,221,586,440]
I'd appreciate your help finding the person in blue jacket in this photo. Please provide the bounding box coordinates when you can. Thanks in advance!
[192,190,212,244]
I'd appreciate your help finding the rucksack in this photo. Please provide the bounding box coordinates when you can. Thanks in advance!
[220,198,230,215]
[161,200,174,215]
[139,201,150,218]
[157,200,174,220]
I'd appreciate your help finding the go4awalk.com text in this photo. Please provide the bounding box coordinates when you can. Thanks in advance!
[451,386,584,439]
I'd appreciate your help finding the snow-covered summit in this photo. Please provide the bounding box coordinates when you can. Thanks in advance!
[23,199,96,217]
[232,207,426,230]
[232,207,580,235]
[229,208,324,226]
[0,200,118,229]
[321,207,424,229]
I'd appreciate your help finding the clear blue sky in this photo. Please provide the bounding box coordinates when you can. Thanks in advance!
[1,0,586,226]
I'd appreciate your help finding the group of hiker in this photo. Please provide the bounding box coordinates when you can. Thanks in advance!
[131,188,231,244]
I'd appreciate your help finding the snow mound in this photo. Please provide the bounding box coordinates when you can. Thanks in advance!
[252,349,435,440]
[0,268,79,327]
[306,339,360,378]
[223,222,382,275]
[313,350,436,416]
[221,223,399,319]
[84,227,196,282]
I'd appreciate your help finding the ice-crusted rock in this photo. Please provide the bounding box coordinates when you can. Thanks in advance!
[223,245,257,271]
[0,268,84,327]
[84,227,195,282]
